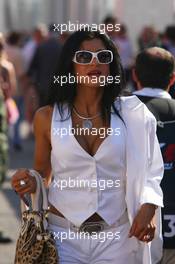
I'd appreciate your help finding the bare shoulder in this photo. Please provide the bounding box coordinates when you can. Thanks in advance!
[33,105,54,139]
[34,105,53,122]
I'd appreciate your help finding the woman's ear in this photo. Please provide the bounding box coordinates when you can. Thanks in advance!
[132,68,137,83]
[132,68,142,91]
[169,72,175,87]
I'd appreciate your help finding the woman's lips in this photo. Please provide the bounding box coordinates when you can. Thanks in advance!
[87,70,102,77]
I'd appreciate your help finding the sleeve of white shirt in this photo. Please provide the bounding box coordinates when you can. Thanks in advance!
[140,113,164,207]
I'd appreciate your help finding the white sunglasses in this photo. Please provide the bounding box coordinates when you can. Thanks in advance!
[72,50,113,64]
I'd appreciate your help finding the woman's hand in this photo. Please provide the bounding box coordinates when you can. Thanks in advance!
[129,203,157,243]
[11,169,37,195]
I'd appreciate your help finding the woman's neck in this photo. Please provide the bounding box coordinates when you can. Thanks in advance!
[74,86,104,116]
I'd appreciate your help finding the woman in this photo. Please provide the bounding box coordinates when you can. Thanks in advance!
[11,29,163,264]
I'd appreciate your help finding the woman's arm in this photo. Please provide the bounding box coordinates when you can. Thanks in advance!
[129,115,164,243]
[1,60,17,97]
[11,106,53,194]
[6,63,17,97]
[33,106,52,185]
[129,203,157,242]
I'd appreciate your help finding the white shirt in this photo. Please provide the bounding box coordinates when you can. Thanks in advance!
[119,95,163,264]
[133,87,172,99]
[48,103,127,226]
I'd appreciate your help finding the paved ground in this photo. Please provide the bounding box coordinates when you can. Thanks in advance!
[0,137,34,264]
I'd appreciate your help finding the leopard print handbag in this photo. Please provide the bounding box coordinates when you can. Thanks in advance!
[14,170,59,264]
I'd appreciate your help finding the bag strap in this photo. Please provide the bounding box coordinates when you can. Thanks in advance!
[30,169,48,210]
[21,170,48,212]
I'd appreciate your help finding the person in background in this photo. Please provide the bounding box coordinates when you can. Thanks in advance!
[138,26,161,51]
[5,32,25,151]
[27,24,62,107]
[103,16,119,41]
[103,17,133,86]
[162,25,175,99]
[113,24,133,85]
[58,32,71,45]
[0,33,19,132]
[0,33,16,98]
[22,24,48,72]
[163,26,175,57]
[0,68,11,244]
[133,47,175,264]
[22,25,48,135]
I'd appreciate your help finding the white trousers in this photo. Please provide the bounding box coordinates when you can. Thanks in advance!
[48,215,139,264]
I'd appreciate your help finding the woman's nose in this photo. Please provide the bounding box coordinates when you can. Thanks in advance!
[91,56,99,65]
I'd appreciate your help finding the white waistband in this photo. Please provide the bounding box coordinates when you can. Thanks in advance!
[48,210,129,232]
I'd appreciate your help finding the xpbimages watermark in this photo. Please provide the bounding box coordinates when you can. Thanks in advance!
[52,125,121,139]
[52,178,121,191]
[53,73,121,87]
[53,229,121,243]
[53,21,121,34]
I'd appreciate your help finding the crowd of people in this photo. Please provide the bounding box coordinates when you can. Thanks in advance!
[1,19,175,148]
[0,16,175,263]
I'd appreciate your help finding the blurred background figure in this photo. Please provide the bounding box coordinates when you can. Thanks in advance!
[5,31,25,151]
[22,24,48,134]
[0,58,12,244]
[113,24,133,85]
[138,26,161,51]
[0,73,9,191]
[163,25,175,56]
[0,32,19,138]
[160,26,175,99]
[58,31,71,45]
[22,24,48,72]
[0,90,12,244]
[0,33,17,98]
[27,24,62,107]
[103,16,133,86]
[103,15,119,41]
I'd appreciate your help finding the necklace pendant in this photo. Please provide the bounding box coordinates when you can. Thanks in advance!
[82,119,93,129]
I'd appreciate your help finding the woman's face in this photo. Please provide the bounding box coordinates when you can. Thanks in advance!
[73,38,111,88]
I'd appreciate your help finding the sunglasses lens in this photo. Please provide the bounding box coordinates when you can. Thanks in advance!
[98,51,112,63]
[75,51,92,64]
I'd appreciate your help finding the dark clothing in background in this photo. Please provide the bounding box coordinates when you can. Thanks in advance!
[137,95,175,249]
[169,85,175,99]
[28,38,62,106]
[136,96,175,121]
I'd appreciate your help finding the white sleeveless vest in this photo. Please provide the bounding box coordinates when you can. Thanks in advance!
[48,103,127,226]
